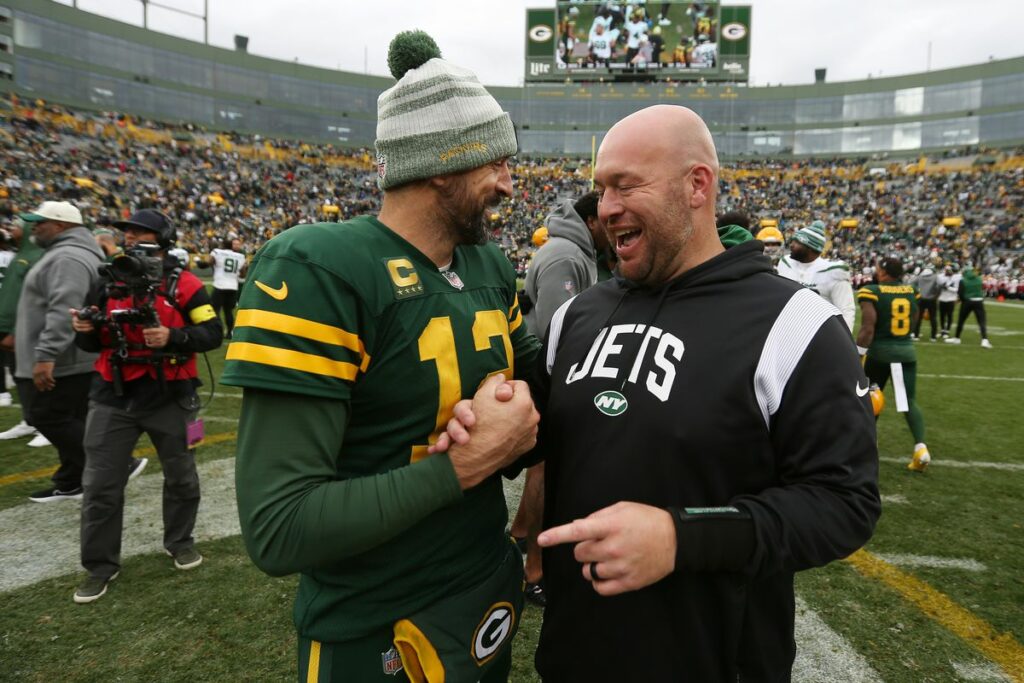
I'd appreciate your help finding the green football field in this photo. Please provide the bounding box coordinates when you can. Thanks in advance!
[0,302,1021,681]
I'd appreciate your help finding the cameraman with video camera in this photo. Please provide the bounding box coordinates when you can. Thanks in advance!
[70,209,223,604]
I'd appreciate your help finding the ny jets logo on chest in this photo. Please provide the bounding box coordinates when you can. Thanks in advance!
[566,324,685,403]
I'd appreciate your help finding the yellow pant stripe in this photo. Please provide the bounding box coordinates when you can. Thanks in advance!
[306,640,321,683]
[393,619,445,683]
[226,342,359,380]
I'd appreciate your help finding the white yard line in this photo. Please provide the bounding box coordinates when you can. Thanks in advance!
[792,597,881,682]
[919,374,1024,382]
[0,458,240,593]
[873,553,987,572]
[880,494,909,505]
[879,456,1024,472]
[952,661,1013,682]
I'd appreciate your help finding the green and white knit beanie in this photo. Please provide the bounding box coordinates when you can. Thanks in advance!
[793,220,827,252]
[374,31,518,190]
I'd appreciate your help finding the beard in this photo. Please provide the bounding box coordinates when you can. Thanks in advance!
[437,176,494,247]
[627,198,694,288]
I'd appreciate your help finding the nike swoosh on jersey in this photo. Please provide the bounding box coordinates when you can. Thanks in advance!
[255,280,288,301]
[856,382,870,397]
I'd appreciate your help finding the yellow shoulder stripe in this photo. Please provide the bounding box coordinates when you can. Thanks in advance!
[226,342,360,381]
[857,292,879,302]
[235,309,370,371]
[189,304,217,324]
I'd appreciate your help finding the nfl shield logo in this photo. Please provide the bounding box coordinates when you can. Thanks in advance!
[443,270,465,290]
[381,647,403,676]
[376,153,387,180]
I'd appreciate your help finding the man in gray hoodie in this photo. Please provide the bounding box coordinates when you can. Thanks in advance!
[14,201,108,502]
[516,191,610,605]
[523,191,610,337]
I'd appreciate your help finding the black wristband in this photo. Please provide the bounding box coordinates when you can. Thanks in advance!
[667,506,755,573]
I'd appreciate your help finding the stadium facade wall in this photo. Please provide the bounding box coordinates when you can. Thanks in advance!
[4,0,1024,157]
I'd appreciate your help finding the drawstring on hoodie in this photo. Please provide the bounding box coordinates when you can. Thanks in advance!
[618,282,671,393]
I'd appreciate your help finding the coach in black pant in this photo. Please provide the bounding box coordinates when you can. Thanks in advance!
[14,201,105,503]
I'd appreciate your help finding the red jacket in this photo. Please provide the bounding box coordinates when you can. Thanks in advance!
[95,271,206,383]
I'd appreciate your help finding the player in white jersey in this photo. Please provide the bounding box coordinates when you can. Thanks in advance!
[589,22,615,66]
[692,35,717,68]
[776,221,856,332]
[0,238,14,286]
[624,14,648,63]
[199,238,246,338]
[167,245,190,270]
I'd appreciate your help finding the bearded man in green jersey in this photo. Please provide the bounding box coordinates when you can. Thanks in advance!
[222,31,541,682]
[855,257,930,472]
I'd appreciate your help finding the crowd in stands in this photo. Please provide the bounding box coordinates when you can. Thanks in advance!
[1,97,1021,294]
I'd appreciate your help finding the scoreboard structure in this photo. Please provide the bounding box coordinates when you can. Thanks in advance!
[525,2,751,83]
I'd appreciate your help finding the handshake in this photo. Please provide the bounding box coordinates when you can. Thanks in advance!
[431,374,539,490]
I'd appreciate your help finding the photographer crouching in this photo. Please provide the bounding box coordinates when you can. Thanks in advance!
[70,210,223,604]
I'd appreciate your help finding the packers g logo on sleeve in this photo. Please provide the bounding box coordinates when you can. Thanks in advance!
[471,602,515,665]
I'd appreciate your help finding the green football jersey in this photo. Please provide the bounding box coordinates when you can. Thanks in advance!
[856,282,919,362]
[222,216,540,640]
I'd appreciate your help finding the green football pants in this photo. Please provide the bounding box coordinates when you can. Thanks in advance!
[298,631,512,682]
[864,356,926,443]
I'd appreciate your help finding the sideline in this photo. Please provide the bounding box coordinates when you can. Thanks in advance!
[878,456,1024,472]
[920,373,1024,382]
[846,550,1024,683]
[0,432,238,488]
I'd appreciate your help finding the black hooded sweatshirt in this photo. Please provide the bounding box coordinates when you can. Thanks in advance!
[532,241,880,682]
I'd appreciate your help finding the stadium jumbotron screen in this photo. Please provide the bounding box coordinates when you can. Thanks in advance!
[555,1,721,75]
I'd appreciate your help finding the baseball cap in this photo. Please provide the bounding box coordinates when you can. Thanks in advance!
[19,201,83,225]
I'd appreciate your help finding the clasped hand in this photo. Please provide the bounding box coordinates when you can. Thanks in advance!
[430,385,678,596]
[434,373,539,491]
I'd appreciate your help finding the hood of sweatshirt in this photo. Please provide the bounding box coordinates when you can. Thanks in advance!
[546,199,596,260]
[46,225,105,261]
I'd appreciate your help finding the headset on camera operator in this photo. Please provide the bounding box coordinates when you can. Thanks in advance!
[69,209,223,602]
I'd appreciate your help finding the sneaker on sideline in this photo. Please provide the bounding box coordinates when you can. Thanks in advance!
[0,420,37,440]
[127,457,148,482]
[27,433,52,448]
[944,337,962,344]
[167,546,203,570]
[73,572,119,604]
[29,486,83,502]
[0,392,11,407]
[981,339,993,349]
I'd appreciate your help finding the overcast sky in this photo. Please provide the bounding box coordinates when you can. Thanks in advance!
[61,0,1022,86]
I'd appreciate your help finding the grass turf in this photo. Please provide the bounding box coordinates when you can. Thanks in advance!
[0,302,1021,681]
